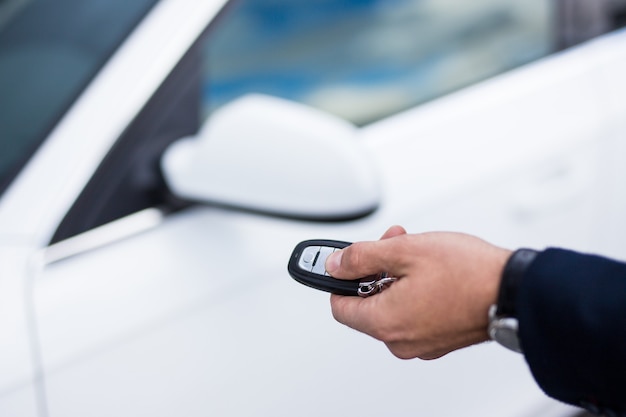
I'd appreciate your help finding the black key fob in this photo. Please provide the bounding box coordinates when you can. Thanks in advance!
[287,239,395,297]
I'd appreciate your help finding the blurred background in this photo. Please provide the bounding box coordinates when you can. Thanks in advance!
[204,0,625,124]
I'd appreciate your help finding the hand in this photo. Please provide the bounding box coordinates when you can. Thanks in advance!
[326,226,511,360]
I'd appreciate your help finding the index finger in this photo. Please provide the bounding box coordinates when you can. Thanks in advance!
[330,290,390,340]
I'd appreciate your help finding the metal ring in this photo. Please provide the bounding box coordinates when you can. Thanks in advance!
[357,275,397,297]
[357,280,378,297]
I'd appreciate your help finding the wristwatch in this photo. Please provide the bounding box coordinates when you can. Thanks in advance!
[488,248,538,353]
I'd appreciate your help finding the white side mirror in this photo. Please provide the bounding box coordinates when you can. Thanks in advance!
[161,94,381,219]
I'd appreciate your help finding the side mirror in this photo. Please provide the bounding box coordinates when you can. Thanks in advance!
[161,94,381,220]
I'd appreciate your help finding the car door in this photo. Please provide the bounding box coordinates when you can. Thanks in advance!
[0,0,227,415]
[17,1,626,417]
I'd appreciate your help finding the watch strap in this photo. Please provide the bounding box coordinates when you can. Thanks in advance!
[496,248,539,317]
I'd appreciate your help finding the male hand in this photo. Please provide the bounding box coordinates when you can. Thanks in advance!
[326,226,511,360]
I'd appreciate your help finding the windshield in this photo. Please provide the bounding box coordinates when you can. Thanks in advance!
[0,0,159,196]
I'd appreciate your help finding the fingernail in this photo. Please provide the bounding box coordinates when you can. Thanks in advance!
[325,250,343,274]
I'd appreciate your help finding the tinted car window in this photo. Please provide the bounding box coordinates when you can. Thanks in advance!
[204,0,552,125]
[0,0,159,195]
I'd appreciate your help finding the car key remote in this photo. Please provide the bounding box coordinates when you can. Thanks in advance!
[287,239,396,297]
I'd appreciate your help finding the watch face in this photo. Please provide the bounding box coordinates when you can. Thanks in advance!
[489,317,523,353]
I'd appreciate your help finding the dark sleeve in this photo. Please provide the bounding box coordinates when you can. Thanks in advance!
[517,248,626,416]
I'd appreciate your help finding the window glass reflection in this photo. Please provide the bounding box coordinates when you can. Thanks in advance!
[205,0,552,125]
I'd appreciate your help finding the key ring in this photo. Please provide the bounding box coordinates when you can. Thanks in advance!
[357,273,397,297]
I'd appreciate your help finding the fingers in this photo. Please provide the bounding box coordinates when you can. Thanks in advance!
[330,292,383,339]
[330,293,362,327]
[326,226,408,279]
[380,225,407,240]
[326,226,406,341]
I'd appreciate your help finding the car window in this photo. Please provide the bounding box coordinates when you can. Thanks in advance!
[204,0,553,125]
[0,0,159,195]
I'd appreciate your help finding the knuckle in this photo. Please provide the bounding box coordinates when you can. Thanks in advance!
[330,303,342,324]
[386,343,416,360]
[386,342,439,361]
[329,296,347,324]
[371,316,400,343]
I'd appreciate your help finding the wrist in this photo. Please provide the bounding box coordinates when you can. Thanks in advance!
[472,247,512,345]
[495,249,539,317]
[488,248,539,353]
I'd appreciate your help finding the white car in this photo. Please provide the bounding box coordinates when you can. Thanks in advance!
[1,0,626,416]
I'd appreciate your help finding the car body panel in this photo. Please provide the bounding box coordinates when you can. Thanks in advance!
[0,245,38,392]
[34,208,571,417]
[0,384,37,417]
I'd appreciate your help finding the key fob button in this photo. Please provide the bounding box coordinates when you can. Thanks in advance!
[298,246,320,271]
[312,246,334,275]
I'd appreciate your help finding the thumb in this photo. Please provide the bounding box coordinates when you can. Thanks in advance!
[324,249,345,276]
[325,236,405,280]
[326,225,407,279]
